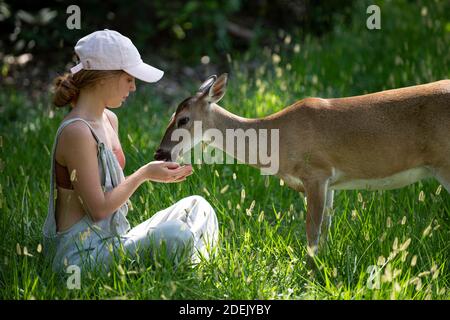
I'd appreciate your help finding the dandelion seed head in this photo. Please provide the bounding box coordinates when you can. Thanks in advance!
[430,264,439,279]
[381,264,393,283]
[388,250,398,260]
[418,190,425,202]
[220,185,229,194]
[104,284,114,291]
[392,237,398,251]
[229,219,235,231]
[411,255,417,267]
[422,224,432,237]
[432,268,439,280]
[401,216,407,225]
[412,277,422,291]
[202,187,210,197]
[240,188,246,203]
[399,238,411,251]
[23,246,33,257]
[357,192,363,203]
[117,265,125,276]
[418,271,430,278]
[258,211,265,222]
[386,217,392,228]
[401,250,408,262]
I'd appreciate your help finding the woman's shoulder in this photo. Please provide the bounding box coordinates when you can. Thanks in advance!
[55,119,97,166]
[59,120,96,147]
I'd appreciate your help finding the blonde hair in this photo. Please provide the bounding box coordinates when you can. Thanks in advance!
[52,69,125,108]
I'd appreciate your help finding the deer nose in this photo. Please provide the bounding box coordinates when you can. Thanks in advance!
[154,148,171,161]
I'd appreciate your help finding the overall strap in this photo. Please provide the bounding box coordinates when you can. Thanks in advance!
[43,118,105,240]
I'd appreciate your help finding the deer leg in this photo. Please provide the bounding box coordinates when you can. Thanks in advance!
[319,189,334,248]
[303,178,328,257]
[434,166,450,193]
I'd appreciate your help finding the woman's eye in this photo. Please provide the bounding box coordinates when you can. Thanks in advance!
[177,117,189,127]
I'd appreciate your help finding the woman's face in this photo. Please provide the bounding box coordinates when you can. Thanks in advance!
[103,72,136,108]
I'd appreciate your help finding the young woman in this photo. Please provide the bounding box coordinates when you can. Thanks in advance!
[42,29,218,273]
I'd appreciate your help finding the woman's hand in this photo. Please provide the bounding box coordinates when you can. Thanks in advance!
[142,161,193,183]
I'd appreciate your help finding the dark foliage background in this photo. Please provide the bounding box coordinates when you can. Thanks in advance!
[0,0,354,91]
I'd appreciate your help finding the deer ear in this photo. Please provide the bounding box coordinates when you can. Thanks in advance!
[207,73,228,103]
[198,75,217,93]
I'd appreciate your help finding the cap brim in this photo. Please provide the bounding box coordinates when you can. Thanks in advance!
[124,63,164,83]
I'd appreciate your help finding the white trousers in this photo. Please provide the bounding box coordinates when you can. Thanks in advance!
[56,195,218,274]
[117,195,219,265]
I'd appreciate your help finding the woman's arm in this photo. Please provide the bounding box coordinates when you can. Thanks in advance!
[60,122,192,222]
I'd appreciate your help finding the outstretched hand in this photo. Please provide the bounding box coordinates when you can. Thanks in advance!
[143,161,193,183]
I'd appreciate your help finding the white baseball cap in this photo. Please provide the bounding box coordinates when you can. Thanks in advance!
[70,29,164,83]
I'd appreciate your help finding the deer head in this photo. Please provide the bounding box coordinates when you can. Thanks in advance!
[154,73,228,162]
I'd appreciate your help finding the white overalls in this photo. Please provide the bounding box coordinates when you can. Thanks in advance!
[42,118,219,273]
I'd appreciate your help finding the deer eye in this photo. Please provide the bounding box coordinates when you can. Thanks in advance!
[177,117,190,127]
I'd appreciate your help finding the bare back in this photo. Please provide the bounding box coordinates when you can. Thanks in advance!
[54,109,123,232]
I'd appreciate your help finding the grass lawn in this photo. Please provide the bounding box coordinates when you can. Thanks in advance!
[0,0,449,299]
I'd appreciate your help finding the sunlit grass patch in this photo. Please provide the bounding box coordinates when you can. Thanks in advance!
[1,0,449,300]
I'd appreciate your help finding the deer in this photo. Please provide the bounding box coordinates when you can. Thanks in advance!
[154,73,450,258]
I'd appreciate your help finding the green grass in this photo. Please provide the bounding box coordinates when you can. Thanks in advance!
[1,0,449,299]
